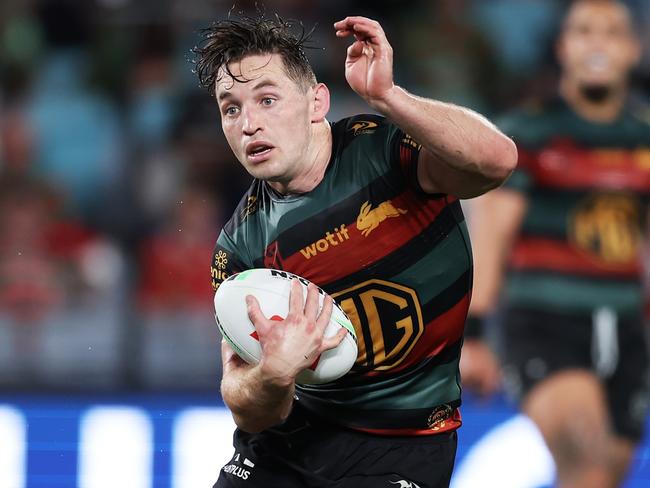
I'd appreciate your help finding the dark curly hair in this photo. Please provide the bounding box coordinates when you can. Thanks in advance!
[193,15,317,96]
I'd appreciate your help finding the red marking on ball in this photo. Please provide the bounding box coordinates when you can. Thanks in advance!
[250,315,284,341]
[308,354,322,371]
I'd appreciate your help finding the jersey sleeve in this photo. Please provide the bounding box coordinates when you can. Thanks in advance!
[384,122,430,195]
[210,229,249,291]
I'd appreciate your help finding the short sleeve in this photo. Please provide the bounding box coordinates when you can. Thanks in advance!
[210,230,249,291]
[384,122,428,194]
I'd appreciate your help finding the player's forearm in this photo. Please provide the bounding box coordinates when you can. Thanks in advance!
[221,365,295,433]
[372,86,517,184]
[467,191,526,315]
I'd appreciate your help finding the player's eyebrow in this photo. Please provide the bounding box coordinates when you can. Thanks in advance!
[217,79,279,102]
[218,91,233,102]
[251,79,280,91]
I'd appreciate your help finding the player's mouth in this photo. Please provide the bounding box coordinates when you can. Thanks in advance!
[245,141,275,163]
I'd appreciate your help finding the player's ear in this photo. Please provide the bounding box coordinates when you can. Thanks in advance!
[311,83,330,123]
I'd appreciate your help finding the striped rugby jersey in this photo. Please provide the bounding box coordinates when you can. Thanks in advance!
[499,98,650,316]
[211,114,472,435]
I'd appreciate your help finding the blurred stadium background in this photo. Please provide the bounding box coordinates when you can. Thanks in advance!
[0,0,649,486]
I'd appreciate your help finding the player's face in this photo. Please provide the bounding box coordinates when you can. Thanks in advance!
[558,1,640,90]
[216,54,315,184]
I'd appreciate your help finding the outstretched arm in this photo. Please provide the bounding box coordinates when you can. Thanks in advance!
[460,189,527,395]
[334,16,517,198]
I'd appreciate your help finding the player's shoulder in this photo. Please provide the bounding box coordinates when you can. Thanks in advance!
[497,98,568,147]
[332,113,393,150]
[222,179,266,238]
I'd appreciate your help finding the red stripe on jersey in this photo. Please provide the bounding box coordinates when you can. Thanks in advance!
[360,293,469,378]
[510,237,640,278]
[352,408,462,436]
[270,192,454,285]
[524,139,650,191]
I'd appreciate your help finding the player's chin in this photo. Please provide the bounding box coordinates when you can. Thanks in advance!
[246,163,284,182]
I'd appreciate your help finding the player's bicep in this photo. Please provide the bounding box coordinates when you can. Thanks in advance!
[417,149,502,199]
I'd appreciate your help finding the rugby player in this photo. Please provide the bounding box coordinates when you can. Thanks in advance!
[196,14,517,487]
[462,1,650,487]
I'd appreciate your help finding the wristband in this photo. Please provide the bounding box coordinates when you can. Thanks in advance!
[464,315,484,339]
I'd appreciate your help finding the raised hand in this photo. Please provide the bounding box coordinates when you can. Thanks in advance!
[459,339,502,397]
[334,16,395,107]
[246,279,348,385]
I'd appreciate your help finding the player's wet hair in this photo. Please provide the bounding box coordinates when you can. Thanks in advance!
[193,15,317,95]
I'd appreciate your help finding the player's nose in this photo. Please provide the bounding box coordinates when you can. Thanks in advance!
[242,106,263,135]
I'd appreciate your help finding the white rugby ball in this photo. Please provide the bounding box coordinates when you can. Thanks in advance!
[214,268,358,385]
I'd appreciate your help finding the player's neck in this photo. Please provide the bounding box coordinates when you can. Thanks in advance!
[559,77,627,124]
[268,121,332,196]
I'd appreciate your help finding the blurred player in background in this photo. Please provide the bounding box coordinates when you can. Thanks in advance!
[194,12,516,488]
[462,1,650,487]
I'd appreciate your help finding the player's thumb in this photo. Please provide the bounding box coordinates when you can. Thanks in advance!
[347,40,364,59]
[322,327,348,351]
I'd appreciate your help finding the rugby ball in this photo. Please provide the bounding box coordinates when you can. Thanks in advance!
[214,268,358,385]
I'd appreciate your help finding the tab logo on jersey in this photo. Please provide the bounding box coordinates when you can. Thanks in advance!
[299,224,351,259]
[569,193,642,264]
[349,121,378,136]
[357,200,407,237]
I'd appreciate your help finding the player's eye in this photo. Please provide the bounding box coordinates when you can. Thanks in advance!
[225,106,240,116]
[261,97,275,106]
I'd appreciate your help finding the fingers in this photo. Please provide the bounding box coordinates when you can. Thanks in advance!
[315,294,333,333]
[334,16,387,46]
[303,283,320,322]
[346,40,364,60]
[334,16,381,32]
[287,278,304,315]
[246,294,269,334]
[321,327,348,351]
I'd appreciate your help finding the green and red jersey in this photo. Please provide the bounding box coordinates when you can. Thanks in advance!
[211,115,472,435]
[499,98,650,315]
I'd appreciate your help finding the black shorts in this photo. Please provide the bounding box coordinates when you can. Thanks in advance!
[214,403,457,488]
[501,305,650,441]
